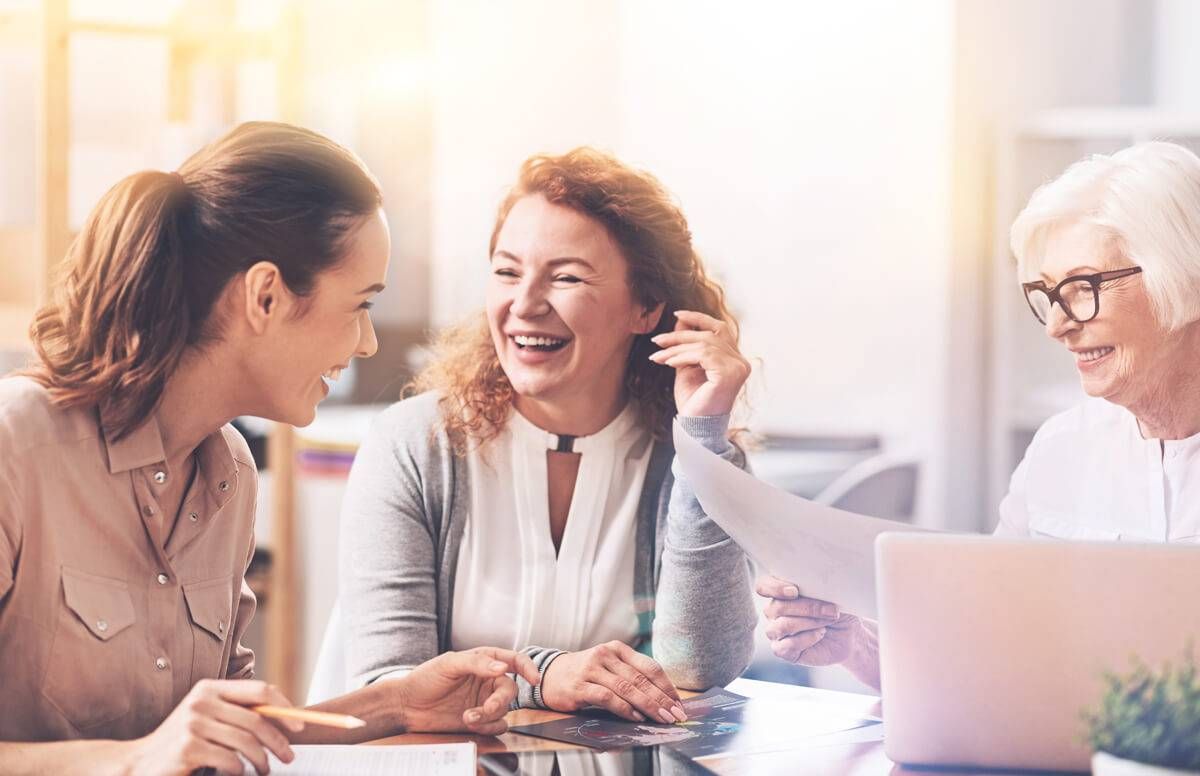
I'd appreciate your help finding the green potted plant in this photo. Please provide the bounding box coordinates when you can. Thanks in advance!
[1085,647,1200,775]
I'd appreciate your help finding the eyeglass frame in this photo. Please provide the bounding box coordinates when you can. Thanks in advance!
[1020,266,1143,325]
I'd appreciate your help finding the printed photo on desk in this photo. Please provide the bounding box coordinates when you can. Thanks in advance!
[509,688,878,759]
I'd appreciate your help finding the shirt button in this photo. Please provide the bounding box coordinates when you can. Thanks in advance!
[188,512,198,522]
[96,619,108,632]
[156,573,169,585]
[142,505,154,517]
[218,480,230,492]
[155,657,168,671]
[153,470,167,484]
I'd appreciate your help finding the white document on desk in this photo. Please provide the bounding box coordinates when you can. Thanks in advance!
[673,421,938,619]
[241,742,476,776]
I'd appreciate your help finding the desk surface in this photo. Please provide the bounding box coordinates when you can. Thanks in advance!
[366,679,906,775]
[366,678,1081,775]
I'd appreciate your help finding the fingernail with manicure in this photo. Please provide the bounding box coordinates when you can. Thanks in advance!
[489,661,507,672]
[672,705,687,722]
[658,708,676,724]
[784,585,799,598]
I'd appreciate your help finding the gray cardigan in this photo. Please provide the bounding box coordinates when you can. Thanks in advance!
[337,391,756,708]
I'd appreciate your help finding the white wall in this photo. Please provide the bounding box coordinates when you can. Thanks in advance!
[428,0,624,324]
[1155,0,1200,109]
[616,2,954,438]
[428,0,956,525]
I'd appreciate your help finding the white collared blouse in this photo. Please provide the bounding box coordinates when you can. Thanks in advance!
[995,397,1200,542]
[449,403,653,652]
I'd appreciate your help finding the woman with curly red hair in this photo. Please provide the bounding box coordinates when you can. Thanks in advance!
[338,148,758,724]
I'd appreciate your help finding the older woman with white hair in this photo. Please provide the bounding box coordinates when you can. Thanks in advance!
[755,140,1200,690]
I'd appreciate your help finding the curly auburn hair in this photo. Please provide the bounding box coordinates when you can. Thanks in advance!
[408,147,740,453]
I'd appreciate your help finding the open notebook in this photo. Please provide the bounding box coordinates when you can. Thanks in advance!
[238,742,476,775]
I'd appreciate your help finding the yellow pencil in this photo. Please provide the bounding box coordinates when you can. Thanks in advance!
[253,706,366,729]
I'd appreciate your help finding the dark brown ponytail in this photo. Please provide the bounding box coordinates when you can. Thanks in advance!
[23,122,382,439]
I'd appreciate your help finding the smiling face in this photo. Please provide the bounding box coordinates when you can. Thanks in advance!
[486,195,661,424]
[248,208,390,426]
[1032,221,1175,407]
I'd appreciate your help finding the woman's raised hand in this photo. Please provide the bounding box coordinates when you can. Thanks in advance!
[649,310,751,418]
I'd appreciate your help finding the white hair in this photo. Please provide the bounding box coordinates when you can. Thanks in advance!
[1010,140,1200,330]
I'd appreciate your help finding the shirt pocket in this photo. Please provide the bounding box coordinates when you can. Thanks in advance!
[1028,511,1122,542]
[183,575,234,680]
[42,567,136,732]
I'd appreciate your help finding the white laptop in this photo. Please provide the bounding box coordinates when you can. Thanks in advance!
[876,532,1200,772]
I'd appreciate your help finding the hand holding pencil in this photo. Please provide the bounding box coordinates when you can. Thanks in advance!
[122,679,303,776]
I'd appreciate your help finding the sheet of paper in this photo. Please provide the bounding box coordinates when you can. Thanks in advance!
[241,742,476,776]
[673,421,939,618]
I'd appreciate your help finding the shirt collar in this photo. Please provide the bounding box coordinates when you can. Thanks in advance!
[510,401,645,455]
[101,405,168,474]
[100,403,242,488]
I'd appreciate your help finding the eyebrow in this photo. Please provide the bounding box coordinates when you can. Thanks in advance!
[1039,266,1097,284]
[492,250,596,271]
[357,283,386,294]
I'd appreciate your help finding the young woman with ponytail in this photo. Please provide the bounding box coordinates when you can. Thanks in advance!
[0,122,538,776]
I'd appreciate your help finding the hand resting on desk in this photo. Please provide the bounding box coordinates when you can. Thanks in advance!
[294,647,541,746]
[391,647,541,736]
[540,641,688,725]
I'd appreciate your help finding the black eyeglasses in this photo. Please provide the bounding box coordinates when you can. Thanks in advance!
[1021,266,1142,325]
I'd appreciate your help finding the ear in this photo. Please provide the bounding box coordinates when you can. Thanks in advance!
[632,300,666,335]
[242,261,287,335]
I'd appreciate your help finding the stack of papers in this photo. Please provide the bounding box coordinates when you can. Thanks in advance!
[239,743,476,776]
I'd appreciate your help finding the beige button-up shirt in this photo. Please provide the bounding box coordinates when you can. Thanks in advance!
[0,377,258,741]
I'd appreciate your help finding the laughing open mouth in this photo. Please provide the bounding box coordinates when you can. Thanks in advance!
[512,335,569,352]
